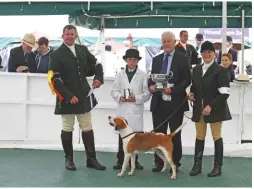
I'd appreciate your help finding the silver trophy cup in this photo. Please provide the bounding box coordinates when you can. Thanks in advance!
[124,89,131,99]
[151,72,173,91]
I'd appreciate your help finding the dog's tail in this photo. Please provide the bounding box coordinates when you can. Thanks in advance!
[168,122,186,138]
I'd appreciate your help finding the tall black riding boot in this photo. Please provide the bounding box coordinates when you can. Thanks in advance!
[190,139,205,176]
[113,134,124,169]
[61,130,76,171]
[207,138,223,177]
[82,130,106,170]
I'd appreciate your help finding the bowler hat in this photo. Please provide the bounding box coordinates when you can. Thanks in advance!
[196,33,204,41]
[201,41,215,53]
[105,45,112,52]
[123,48,142,60]
[227,36,233,42]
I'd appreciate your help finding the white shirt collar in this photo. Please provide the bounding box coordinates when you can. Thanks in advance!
[128,68,136,72]
[64,43,75,49]
[202,61,214,76]
[64,43,76,56]
[203,61,214,68]
[180,41,187,49]
[164,49,175,57]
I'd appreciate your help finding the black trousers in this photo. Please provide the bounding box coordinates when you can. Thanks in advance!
[152,99,184,167]
[116,134,124,164]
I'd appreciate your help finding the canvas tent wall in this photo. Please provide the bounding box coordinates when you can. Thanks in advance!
[70,1,252,29]
[0,1,251,28]
[0,1,251,72]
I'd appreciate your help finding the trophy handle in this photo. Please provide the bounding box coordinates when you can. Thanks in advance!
[147,70,152,79]
[168,71,174,79]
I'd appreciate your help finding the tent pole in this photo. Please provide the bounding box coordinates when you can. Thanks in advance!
[104,14,251,19]
[241,10,245,74]
[99,16,105,72]
[222,1,227,54]
[236,10,249,81]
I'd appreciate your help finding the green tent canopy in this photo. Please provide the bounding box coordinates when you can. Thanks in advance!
[0,1,251,28]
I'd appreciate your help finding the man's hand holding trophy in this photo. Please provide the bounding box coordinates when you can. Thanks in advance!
[163,87,172,95]
[120,88,136,102]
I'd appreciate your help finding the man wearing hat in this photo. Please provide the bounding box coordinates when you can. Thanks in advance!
[195,33,204,65]
[8,33,37,73]
[216,36,238,69]
[111,48,151,170]
[188,41,232,177]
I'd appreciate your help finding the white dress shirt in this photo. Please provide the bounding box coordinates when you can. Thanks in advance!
[180,41,187,50]
[202,61,214,76]
[65,43,76,57]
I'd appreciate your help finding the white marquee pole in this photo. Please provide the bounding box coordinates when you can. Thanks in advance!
[241,10,245,74]
[222,1,227,54]
[99,16,105,73]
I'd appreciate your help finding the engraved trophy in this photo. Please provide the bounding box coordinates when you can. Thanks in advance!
[150,71,174,91]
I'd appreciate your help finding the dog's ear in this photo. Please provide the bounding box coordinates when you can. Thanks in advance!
[124,118,128,124]
[115,126,119,131]
[115,118,127,130]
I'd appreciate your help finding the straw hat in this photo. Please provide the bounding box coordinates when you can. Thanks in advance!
[233,74,250,83]
[22,33,36,48]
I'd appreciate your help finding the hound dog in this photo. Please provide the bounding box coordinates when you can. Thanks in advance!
[108,116,185,180]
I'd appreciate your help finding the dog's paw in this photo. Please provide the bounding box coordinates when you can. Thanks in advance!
[161,167,166,172]
[170,175,176,180]
[128,171,134,176]
[117,173,123,177]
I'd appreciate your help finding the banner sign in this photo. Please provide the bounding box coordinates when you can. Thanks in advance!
[199,28,249,40]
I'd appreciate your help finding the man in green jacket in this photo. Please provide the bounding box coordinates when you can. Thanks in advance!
[48,25,105,171]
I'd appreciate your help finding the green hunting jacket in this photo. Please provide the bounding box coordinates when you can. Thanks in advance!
[48,43,104,115]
